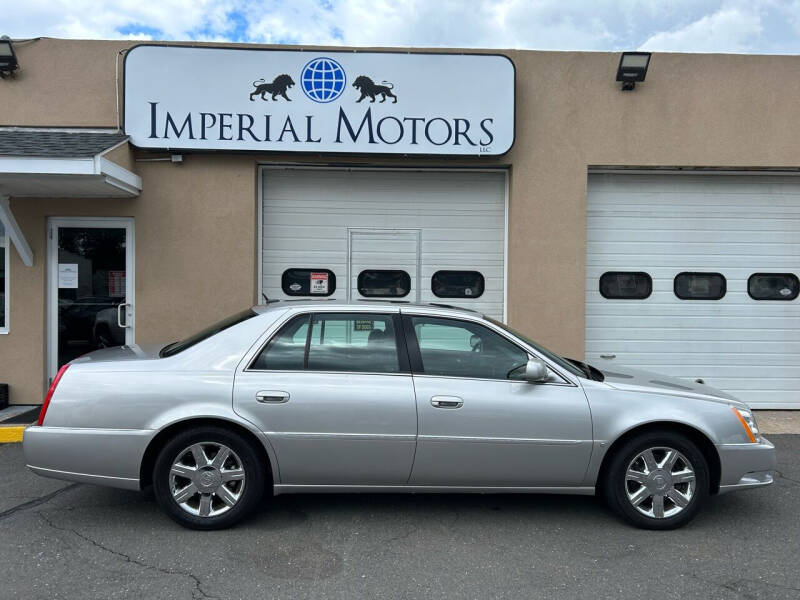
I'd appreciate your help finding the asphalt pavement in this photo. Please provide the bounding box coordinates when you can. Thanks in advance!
[1,436,798,600]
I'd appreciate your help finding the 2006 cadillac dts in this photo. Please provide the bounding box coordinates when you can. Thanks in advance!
[24,301,775,530]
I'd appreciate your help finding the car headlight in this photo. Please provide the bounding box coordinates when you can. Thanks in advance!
[732,407,760,443]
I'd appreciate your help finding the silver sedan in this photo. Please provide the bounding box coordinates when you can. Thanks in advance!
[24,301,775,530]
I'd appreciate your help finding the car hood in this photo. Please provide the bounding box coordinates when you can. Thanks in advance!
[596,363,742,405]
[70,343,165,363]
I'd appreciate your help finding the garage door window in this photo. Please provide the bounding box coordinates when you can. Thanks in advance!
[357,270,411,298]
[748,273,799,301]
[281,268,336,296]
[674,272,726,300]
[431,270,485,299]
[599,272,652,300]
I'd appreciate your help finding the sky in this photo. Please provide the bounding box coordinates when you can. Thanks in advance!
[5,0,800,54]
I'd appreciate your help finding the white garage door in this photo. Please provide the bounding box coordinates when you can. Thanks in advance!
[586,173,800,409]
[261,168,506,319]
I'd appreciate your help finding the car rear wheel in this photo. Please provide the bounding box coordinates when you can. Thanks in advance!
[603,430,709,530]
[153,426,266,530]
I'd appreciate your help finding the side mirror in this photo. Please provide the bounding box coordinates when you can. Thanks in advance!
[524,357,549,383]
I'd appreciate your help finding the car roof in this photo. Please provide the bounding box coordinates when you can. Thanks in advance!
[251,299,484,318]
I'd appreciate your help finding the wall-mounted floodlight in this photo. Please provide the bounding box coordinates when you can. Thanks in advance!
[616,52,650,91]
[0,36,19,78]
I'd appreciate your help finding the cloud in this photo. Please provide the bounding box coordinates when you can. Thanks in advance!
[4,0,800,54]
[640,5,764,53]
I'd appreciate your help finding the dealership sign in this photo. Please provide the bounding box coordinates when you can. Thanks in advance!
[124,45,515,155]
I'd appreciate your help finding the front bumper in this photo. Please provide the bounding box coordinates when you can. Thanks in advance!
[716,436,776,494]
[23,425,153,490]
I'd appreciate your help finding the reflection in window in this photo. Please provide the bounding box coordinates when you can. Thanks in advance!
[674,272,726,300]
[409,315,528,380]
[357,270,411,298]
[431,270,485,299]
[251,314,310,370]
[306,313,399,373]
[281,268,336,296]
[599,272,652,300]
[748,273,799,301]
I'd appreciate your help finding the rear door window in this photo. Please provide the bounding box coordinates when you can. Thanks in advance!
[307,313,400,373]
[250,314,310,370]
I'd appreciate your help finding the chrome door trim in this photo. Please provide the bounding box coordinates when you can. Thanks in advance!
[418,435,586,445]
[273,484,596,495]
[264,431,417,441]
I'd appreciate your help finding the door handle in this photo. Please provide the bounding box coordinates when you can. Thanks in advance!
[600,354,616,359]
[256,391,290,403]
[431,396,463,409]
[117,303,132,328]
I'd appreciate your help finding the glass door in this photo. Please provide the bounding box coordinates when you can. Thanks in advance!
[47,218,134,381]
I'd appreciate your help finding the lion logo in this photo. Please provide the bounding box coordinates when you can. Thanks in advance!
[352,75,398,103]
[249,74,296,101]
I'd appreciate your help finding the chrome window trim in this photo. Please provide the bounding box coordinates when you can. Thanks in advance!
[241,306,579,387]
[400,309,579,387]
[244,309,403,374]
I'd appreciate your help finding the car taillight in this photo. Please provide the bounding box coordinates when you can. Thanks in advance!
[38,364,69,426]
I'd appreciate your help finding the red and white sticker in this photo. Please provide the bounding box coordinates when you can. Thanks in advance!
[310,272,329,295]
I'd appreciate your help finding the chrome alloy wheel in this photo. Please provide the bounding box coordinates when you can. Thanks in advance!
[169,442,246,518]
[625,446,696,519]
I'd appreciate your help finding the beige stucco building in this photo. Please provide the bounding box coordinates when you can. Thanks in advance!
[0,38,798,409]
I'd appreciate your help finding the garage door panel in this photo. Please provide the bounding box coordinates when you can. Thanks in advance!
[262,169,506,320]
[587,174,800,408]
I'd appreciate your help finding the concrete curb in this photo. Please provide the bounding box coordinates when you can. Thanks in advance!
[0,426,25,443]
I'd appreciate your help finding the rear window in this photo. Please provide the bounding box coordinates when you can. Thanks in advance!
[431,270,485,299]
[357,270,411,298]
[160,309,257,357]
[599,272,652,299]
[674,272,726,300]
[748,273,799,301]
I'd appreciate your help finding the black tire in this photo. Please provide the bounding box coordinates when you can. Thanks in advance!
[603,430,710,530]
[153,426,266,530]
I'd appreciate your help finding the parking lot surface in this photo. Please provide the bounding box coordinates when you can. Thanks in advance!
[1,435,798,600]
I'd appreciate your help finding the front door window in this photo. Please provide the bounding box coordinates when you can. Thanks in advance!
[51,222,133,374]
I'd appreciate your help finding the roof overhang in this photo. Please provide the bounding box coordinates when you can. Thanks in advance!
[0,153,141,197]
[0,130,142,198]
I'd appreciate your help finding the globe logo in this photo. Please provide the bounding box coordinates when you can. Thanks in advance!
[300,57,346,103]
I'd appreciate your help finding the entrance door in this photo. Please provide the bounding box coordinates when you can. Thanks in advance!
[47,218,134,381]
[348,229,420,302]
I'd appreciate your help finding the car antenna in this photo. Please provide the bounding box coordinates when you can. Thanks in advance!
[262,293,269,304]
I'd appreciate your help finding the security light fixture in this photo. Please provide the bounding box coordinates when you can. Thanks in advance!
[0,36,18,78]
[616,51,650,91]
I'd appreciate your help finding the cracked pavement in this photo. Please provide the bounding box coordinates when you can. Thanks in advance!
[1,435,799,600]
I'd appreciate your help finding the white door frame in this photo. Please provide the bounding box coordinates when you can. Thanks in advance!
[46,217,135,383]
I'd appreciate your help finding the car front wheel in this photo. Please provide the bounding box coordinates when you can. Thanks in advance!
[153,426,266,530]
[603,430,710,530]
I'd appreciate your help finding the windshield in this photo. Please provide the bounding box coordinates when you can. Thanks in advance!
[160,309,258,358]
[485,317,586,378]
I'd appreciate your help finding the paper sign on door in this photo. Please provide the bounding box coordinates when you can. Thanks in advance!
[58,264,79,289]
[310,272,329,295]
